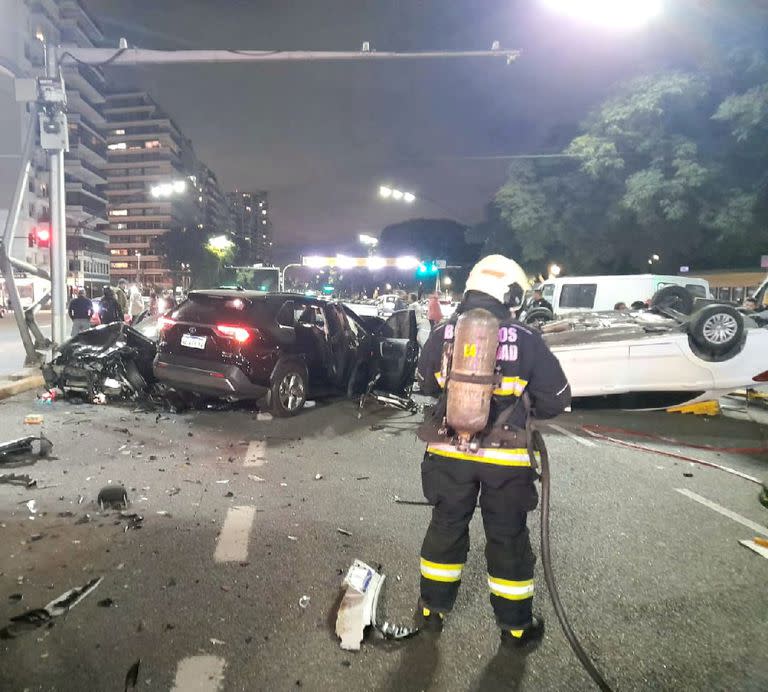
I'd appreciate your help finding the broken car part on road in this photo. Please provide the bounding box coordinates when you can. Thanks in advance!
[0,434,53,464]
[335,559,418,651]
[0,577,103,639]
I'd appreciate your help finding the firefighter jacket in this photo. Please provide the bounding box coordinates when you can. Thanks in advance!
[417,291,571,467]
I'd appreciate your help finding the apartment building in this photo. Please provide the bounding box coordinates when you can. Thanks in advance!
[227,190,273,265]
[103,91,205,290]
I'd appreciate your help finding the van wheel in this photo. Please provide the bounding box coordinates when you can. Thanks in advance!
[524,307,554,328]
[650,286,694,316]
[271,362,307,417]
[689,305,744,356]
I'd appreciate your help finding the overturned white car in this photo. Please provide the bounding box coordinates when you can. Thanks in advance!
[540,285,768,408]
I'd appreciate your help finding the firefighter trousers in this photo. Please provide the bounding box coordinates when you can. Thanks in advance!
[419,453,539,630]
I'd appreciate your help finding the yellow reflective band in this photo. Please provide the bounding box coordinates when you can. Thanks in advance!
[435,371,446,388]
[509,629,524,638]
[420,557,463,583]
[494,376,528,397]
[488,576,535,601]
[426,444,532,467]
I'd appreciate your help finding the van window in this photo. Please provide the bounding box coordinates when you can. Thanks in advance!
[685,284,707,298]
[541,284,555,304]
[559,284,597,309]
[275,301,295,327]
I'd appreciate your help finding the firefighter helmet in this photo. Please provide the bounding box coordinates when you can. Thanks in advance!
[464,255,529,307]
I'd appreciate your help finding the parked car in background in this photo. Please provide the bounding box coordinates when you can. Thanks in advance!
[153,290,418,416]
[520,274,712,326]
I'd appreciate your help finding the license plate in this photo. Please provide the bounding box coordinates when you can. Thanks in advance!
[181,333,207,350]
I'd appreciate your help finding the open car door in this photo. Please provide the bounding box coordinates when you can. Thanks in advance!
[374,310,419,395]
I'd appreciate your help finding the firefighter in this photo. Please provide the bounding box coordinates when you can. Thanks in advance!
[416,254,571,648]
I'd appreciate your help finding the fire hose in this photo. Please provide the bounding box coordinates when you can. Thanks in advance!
[533,428,613,691]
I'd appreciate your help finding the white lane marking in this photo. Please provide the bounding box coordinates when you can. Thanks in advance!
[171,655,226,692]
[548,423,596,447]
[243,439,267,467]
[675,489,768,537]
[214,506,256,562]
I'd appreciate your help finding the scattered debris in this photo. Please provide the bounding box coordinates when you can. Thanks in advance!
[248,475,265,483]
[299,595,311,608]
[287,535,298,541]
[336,528,353,537]
[739,538,768,559]
[156,511,172,517]
[1,577,103,639]
[314,474,324,481]
[215,480,229,485]
[0,473,36,487]
[8,594,23,602]
[356,476,370,481]
[224,491,234,498]
[118,512,144,531]
[0,434,53,463]
[97,598,116,608]
[209,638,226,646]
[167,487,181,496]
[93,393,107,405]
[683,472,694,478]
[98,485,129,510]
[75,514,92,525]
[25,500,37,514]
[23,414,44,426]
[124,659,141,692]
[257,412,273,421]
[29,533,45,542]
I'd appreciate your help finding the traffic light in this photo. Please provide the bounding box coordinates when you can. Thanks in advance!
[29,224,51,248]
[416,261,439,278]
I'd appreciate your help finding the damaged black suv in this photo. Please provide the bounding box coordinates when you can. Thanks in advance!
[153,290,418,416]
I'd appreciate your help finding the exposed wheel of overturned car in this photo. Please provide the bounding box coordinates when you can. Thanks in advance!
[688,304,745,357]
[270,361,308,417]
[523,307,554,329]
[650,285,694,315]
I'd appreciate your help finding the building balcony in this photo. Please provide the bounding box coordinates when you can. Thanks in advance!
[58,0,105,41]
[67,90,106,126]
[68,136,107,166]
[68,226,109,244]
[64,155,107,185]
[65,180,107,203]
[62,64,106,105]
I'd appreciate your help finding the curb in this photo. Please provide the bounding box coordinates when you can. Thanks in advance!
[0,374,45,401]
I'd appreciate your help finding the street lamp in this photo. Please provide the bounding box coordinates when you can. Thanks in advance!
[136,251,141,284]
[548,263,562,278]
[359,233,379,248]
[208,235,234,253]
[540,0,663,29]
[379,185,416,204]
[443,276,452,287]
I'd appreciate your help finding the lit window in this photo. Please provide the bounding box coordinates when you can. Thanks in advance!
[115,223,127,229]
[144,140,161,149]
[261,210,267,215]
[111,262,129,269]
[245,206,251,212]
[108,142,127,150]
[110,249,128,255]
[35,28,45,42]
[262,220,267,225]
[113,129,125,135]
[110,209,128,216]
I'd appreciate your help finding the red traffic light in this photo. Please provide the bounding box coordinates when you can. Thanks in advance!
[34,225,51,247]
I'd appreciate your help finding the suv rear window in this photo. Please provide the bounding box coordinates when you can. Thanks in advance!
[174,294,262,323]
[559,284,597,309]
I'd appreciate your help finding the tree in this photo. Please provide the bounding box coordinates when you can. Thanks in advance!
[486,57,768,276]
[157,228,231,290]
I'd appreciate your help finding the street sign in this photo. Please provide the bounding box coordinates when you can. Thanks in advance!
[436,260,447,269]
[761,255,768,269]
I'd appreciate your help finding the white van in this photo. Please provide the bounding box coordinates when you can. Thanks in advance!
[536,274,712,315]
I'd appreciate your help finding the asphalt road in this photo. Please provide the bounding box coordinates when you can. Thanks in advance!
[0,393,766,691]
[0,311,51,376]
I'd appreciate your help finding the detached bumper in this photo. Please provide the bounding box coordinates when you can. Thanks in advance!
[153,353,268,400]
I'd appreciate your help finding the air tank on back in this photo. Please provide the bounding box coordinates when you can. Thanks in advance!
[446,308,500,448]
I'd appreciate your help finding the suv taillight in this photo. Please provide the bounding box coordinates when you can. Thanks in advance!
[753,371,768,382]
[158,316,175,334]
[214,324,252,344]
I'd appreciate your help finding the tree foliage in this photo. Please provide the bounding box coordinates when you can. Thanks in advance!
[484,53,768,275]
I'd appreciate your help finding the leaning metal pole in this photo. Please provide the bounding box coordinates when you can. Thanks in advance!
[0,106,42,366]
[47,44,68,348]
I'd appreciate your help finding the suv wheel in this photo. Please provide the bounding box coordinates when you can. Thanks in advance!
[271,363,307,417]
[689,304,744,356]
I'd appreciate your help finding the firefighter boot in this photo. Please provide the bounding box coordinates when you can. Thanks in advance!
[500,615,544,650]
[416,602,445,633]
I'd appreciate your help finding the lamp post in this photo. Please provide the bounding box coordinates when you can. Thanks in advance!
[136,252,141,284]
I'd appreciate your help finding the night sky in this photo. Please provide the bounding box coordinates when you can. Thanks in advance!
[81,1,728,254]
